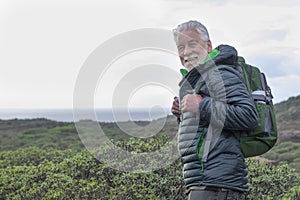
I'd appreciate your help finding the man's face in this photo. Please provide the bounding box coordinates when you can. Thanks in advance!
[177,29,212,71]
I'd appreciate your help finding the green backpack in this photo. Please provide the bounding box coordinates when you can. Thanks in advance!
[234,56,278,157]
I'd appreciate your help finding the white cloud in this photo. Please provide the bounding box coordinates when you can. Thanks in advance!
[94,49,182,108]
[268,75,300,103]
[0,0,299,109]
[0,0,166,109]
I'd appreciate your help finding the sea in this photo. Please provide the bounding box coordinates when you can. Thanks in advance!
[0,108,172,122]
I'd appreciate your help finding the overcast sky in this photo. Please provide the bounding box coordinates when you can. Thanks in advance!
[1,0,300,109]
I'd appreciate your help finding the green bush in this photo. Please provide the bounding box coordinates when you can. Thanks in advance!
[0,118,299,199]
[1,140,299,199]
[246,159,300,199]
[0,146,76,168]
[282,185,300,200]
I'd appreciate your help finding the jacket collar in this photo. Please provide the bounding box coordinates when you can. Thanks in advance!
[179,44,238,87]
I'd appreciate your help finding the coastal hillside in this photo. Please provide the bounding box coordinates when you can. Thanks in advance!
[275,95,300,142]
[0,96,300,199]
[263,94,300,171]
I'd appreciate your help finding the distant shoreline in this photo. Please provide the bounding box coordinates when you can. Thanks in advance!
[0,108,172,122]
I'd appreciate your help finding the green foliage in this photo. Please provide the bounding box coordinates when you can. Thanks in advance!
[282,185,300,200]
[261,95,300,172]
[0,121,84,151]
[0,146,76,168]
[1,141,299,199]
[0,118,299,199]
[246,159,300,199]
[275,95,300,123]
[114,133,170,153]
[263,142,300,172]
[274,142,300,154]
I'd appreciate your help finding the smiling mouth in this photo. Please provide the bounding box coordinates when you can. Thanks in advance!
[184,57,197,63]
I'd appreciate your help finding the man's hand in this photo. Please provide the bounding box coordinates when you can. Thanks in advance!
[181,94,203,113]
[171,96,181,118]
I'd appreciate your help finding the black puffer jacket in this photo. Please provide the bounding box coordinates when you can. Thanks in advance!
[178,45,259,192]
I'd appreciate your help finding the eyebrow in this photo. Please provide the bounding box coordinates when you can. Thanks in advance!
[177,39,198,47]
[188,39,198,43]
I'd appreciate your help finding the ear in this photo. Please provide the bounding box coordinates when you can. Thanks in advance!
[207,40,212,52]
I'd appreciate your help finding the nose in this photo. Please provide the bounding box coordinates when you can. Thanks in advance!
[183,45,192,56]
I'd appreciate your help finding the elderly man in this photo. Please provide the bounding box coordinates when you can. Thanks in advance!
[171,20,258,200]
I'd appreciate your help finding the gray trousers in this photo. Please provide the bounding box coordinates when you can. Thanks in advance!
[188,189,244,200]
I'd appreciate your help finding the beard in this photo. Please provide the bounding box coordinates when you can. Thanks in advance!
[183,53,206,70]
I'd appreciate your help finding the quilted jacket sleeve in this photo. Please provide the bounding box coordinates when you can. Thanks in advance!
[198,66,259,130]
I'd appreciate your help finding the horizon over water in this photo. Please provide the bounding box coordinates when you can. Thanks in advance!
[0,108,172,122]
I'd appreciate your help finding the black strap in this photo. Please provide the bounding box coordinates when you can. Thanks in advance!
[260,73,267,91]
[249,65,253,88]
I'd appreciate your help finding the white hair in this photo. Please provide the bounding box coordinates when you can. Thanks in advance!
[173,20,210,43]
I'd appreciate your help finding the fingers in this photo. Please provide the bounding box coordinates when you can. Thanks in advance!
[171,96,180,118]
[171,109,180,118]
[181,94,192,112]
[171,94,203,116]
[173,96,179,106]
[181,94,203,113]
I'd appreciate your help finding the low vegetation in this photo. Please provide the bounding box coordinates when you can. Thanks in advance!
[1,95,300,199]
